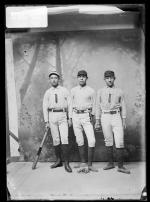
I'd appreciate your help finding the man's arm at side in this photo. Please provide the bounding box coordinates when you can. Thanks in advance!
[43,90,50,128]
[120,90,127,129]
[95,90,102,129]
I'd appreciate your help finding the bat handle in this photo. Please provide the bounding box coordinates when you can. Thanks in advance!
[40,128,49,146]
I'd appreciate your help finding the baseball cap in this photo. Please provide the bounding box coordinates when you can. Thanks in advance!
[77,70,88,77]
[104,70,115,78]
[49,70,60,78]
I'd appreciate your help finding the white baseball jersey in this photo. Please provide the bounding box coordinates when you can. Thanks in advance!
[43,85,72,122]
[96,86,126,119]
[70,85,96,116]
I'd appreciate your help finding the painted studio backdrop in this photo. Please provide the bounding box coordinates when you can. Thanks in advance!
[6,29,145,162]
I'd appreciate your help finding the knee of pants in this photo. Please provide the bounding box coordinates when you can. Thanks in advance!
[58,120,69,145]
[53,138,61,146]
[61,137,69,145]
[73,128,84,146]
[72,124,84,146]
[88,138,96,147]
[76,139,84,146]
[103,132,114,146]
[104,138,113,147]
[113,128,124,148]
[115,141,124,148]
[75,136,84,146]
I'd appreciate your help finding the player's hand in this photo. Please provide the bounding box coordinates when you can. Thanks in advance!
[122,118,126,129]
[90,114,95,124]
[68,118,72,127]
[45,122,50,129]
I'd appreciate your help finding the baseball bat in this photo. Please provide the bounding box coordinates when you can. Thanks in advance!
[9,131,25,154]
[9,131,19,142]
[32,127,49,170]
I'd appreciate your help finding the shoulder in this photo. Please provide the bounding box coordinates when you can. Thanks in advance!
[115,88,124,94]
[43,88,51,97]
[60,86,69,94]
[71,86,78,92]
[115,88,125,97]
[87,86,95,93]
[61,86,67,91]
[44,88,51,94]
[97,87,105,94]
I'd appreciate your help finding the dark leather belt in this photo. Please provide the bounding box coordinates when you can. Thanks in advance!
[103,110,120,114]
[48,108,67,112]
[73,108,92,114]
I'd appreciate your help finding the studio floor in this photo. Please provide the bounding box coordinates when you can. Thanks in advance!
[7,162,146,200]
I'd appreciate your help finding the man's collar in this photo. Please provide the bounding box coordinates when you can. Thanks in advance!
[78,85,87,89]
[51,85,60,90]
[106,85,115,89]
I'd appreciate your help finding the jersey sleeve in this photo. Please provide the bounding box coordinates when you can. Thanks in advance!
[95,89,102,120]
[120,90,126,118]
[42,90,49,122]
[65,88,72,119]
[91,89,96,116]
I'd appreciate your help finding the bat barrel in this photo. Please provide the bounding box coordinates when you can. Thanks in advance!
[32,155,39,169]
[32,128,49,170]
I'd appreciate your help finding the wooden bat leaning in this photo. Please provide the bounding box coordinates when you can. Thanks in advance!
[32,127,49,170]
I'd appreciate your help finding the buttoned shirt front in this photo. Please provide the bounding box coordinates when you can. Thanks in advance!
[43,85,71,122]
[96,86,126,119]
[71,85,96,116]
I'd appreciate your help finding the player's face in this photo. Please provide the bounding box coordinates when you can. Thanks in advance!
[78,75,87,86]
[49,75,59,87]
[105,76,115,87]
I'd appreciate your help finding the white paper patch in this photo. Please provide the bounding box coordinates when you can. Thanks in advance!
[6,38,19,156]
[6,6,48,28]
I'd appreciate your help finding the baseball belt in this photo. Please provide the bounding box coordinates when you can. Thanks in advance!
[48,108,67,112]
[73,108,92,114]
[102,109,120,114]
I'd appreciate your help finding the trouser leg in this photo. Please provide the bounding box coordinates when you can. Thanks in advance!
[61,144,72,173]
[72,114,86,168]
[49,122,60,146]
[80,115,98,172]
[59,115,69,145]
[72,118,84,147]
[49,118,62,169]
[56,113,72,172]
[101,114,115,170]
[111,114,130,174]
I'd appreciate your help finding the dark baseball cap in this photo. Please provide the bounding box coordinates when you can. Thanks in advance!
[104,70,115,78]
[77,70,88,77]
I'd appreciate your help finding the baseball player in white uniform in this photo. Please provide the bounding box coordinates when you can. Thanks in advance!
[43,70,72,173]
[95,70,130,174]
[71,70,98,173]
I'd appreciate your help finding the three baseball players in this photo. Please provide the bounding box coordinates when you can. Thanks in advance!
[43,69,130,174]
